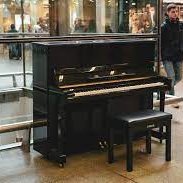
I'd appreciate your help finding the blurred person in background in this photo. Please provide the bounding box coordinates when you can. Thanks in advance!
[161,4,183,108]
[8,24,21,60]
[74,18,84,33]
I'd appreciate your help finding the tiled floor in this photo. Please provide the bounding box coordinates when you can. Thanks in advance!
[0,80,183,183]
[0,100,182,183]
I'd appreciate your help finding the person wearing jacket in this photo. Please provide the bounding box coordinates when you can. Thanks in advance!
[8,24,21,60]
[161,4,183,98]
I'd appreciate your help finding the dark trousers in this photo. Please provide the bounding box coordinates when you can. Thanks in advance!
[9,43,21,59]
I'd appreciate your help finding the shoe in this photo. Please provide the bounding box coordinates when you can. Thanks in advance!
[171,103,179,108]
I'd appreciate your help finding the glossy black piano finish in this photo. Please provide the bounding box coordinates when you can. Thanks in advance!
[33,39,155,87]
[33,39,171,165]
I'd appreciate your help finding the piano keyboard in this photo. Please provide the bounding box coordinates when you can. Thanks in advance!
[73,82,164,98]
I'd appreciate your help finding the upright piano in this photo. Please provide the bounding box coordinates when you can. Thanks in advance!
[33,39,171,166]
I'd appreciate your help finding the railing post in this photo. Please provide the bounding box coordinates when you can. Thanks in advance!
[21,127,31,152]
[22,43,26,87]
[12,74,17,87]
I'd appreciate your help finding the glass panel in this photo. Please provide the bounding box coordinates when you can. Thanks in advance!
[0,0,21,33]
[23,0,49,33]
[0,0,158,35]
[0,97,32,146]
[118,0,157,33]
[105,0,117,33]
[0,43,23,89]
[0,0,49,34]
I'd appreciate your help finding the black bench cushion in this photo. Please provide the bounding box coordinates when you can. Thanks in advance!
[111,109,172,126]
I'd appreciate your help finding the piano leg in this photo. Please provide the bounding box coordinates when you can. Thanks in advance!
[57,110,67,167]
[47,92,67,166]
[108,128,114,163]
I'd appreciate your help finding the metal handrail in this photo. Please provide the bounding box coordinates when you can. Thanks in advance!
[0,33,50,37]
[0,119,47,152]
[154,94,183,107]
[0,119,47,134]
[0,71,32,77]
[0,72,32,88]
[0,33,158,43]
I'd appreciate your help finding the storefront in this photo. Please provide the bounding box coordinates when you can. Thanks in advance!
[50,0,157,35]
[1,0,182,35]
[0,0,158,35]
[0,0,49,33]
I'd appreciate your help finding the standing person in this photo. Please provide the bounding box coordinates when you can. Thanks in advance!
[161,4,183,101]
[33,22,42,33]
[8,24,21,60]
[73,18,84,33]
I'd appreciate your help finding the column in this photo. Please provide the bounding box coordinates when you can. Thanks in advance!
[96,0,105,33]
[77,0,84,19]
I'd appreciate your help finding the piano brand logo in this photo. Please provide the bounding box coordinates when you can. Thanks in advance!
[147,124,155,128]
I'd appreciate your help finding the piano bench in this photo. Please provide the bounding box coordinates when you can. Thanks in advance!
[107,109,172,172]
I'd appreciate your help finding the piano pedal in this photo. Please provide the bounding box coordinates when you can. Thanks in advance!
[99,141,108,151]
[99,141,105,150]
[59,162,65,168]
[103,141,108,148]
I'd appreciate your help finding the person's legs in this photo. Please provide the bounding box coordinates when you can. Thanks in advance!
[174,62,182,85]
[163,60,175,95]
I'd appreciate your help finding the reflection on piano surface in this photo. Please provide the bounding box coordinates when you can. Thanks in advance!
[33,39,171,166]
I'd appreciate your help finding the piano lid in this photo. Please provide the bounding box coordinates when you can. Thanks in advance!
[33,38,156,69]
[33,38,155,47]
[33,38,156,88]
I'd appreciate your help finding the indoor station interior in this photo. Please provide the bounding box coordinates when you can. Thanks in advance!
[0,0,183,182]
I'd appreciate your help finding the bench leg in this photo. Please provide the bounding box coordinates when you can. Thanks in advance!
[146,130,151,154]
[159,126,163,143]
[126,128,133,172]
[166,121,171,161]
[108,128,114,163]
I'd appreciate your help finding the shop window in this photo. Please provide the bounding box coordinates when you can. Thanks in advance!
[0,0,49,33]
[0,0,158,35]
[118,0,157,33]
[49,0,157,35]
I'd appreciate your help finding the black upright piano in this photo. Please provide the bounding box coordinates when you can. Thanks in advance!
[33,39,171,166]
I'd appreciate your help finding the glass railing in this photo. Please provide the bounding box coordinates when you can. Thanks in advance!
[0,33,160,149]
[0,33,182,150]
